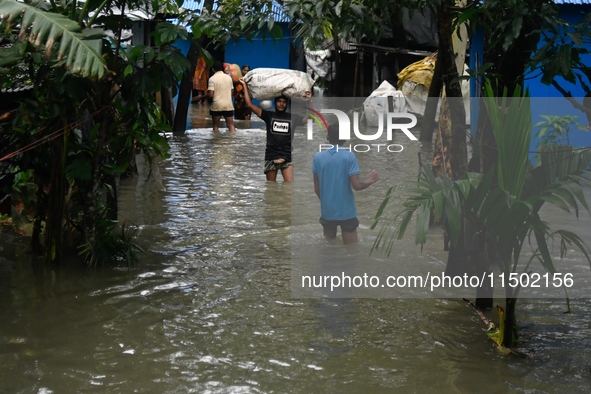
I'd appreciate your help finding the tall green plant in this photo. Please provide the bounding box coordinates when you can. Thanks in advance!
[372,82,591,348]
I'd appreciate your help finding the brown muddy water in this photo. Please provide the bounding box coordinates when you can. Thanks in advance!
[0,102,590,393]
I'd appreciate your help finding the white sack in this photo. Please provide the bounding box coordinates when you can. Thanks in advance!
[400,79,431,116]
[305,49,335,81]
[243,68,314,101]
[362,81,406,127]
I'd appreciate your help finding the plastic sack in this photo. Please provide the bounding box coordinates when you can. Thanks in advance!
[243,68,314,101]
[305,49,335,81]
[397,55,436,116]
[398,55,470,123]
[223,63,242,83]
[362,81,406,127]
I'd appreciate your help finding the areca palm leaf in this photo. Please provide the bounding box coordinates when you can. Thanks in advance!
[483,83,532,198]
[0,0,106,79]
[543,145,591,183]
[462,170,493,214]
[525,145,591,195]
[525,144,591,219]
[371,205,414,256]
[532,214,557,273]
[554,229,591,268]
[477,187,511,229]
[372,166,435,253]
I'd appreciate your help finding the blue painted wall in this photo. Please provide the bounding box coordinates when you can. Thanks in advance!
[524,5,591,154]
[224,24,292,71]
[469,4,591,156]
[524,5,591,98]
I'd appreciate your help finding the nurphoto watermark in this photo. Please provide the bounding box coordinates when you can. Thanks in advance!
[303,97,419,153]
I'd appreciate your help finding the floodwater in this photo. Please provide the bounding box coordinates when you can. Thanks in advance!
[1,102,590,393]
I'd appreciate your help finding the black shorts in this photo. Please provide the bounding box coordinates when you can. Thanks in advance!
[264,160,292,174]
[210,110,234,117]
[319,217,360,233]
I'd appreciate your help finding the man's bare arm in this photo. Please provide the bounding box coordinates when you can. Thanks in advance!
[192,90,213,102]
[301,90,312,124]
[349,170,379,191]
[238,79,262,117]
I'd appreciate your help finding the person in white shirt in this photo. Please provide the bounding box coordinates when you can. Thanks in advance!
[194,61,236,132]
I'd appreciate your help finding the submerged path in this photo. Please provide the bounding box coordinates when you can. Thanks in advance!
[0,103,590,393]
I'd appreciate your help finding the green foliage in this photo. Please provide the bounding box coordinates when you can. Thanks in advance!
[77,214,144,268]
[373,82,591,268]
[460,0,558,54]
[0,0,106,79]
[0,0,186,266]
[532,115,588,164]
[155,22,189,45]
[483,83,531,198]
[190,0,285,46]
[11,167,37,216]
[460,0,591,105]
[531,11,591,87]
[284,0,403,49]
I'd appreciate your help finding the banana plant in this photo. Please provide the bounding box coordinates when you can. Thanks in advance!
[0,0,106,79]
[372,82,591,348]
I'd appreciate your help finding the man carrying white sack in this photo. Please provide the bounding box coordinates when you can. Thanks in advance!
[238,78,311,182]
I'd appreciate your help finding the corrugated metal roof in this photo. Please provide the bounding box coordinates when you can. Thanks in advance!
[182,1,290,22]
[553,0,591,4]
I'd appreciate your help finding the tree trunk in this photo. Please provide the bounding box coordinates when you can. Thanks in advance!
[173,41,199,133]
[160,85,175,127]
[332,31,342,96]
[436,2,467,180]
[32,180,46,255]
[503,297,517,347]
[421,55,442,142]
[435,1,470,293]
[44,128,67,264]
[432,98,452,178]
[172,0,215,133]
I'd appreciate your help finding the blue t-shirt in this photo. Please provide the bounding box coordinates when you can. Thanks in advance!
[312,146,360,220]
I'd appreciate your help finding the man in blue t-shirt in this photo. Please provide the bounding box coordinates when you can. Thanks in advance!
[312,125,379,244]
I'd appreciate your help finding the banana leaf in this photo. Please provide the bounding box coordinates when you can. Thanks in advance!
[0,0,106,79]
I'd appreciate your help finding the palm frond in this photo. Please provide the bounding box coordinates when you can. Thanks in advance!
[483,82,532,198]
[0,0,106,79]
[554,229,591,268]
